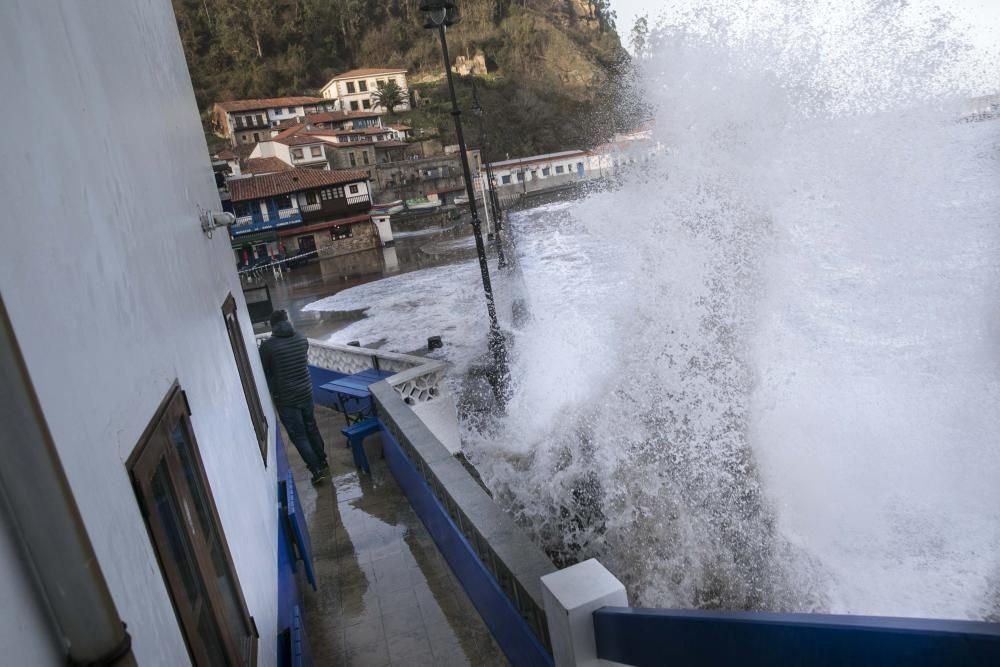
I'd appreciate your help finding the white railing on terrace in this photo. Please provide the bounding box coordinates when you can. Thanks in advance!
[278,208,300,220]
[346,194,371,206]
[255,334,447,407]
[255,334,460,452]
[236,215,253,226]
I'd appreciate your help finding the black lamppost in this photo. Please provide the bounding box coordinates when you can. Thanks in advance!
[471,81,507,269]
[421,0,509,405]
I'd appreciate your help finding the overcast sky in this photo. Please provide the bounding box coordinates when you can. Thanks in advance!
[611,0,1000,53]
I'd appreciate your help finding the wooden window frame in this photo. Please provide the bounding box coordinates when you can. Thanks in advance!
[223,294,268,463]
[128,383,258,666]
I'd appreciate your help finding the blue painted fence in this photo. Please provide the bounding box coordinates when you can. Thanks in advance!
[593,606,1000,667]
[380,423,554,667]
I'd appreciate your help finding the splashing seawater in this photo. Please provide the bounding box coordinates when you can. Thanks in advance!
[461,0,1000,619]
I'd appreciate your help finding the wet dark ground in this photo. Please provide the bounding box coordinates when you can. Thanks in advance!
[289,407,508,666]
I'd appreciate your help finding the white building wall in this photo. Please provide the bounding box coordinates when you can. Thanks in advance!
[0,1,278,665]
[0,515,64,665]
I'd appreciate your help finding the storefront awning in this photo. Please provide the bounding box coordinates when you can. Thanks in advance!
[230,230,278,248]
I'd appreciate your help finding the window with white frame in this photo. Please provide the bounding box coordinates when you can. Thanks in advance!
[310,146,322,158]
[291,148,304,159]
[349,184,359,194]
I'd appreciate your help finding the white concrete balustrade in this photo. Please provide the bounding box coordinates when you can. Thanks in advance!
[256,335,462,453]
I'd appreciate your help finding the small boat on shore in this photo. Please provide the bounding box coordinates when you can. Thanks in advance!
[372,199,405,215]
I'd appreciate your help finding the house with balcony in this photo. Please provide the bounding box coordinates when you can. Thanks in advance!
[292,109,385,132]
[212,96,336,146]
[227,168,376,267]
[319,68,411,112]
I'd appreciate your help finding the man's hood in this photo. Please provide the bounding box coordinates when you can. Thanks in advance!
[271,320,295,338]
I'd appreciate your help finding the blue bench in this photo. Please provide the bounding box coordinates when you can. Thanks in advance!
[342,417,380,475]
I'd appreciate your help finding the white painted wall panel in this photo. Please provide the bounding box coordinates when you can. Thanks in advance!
[0,1,277,664]
[0,511,63,665]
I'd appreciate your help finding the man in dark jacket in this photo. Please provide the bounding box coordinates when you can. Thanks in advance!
[259,310,329,484]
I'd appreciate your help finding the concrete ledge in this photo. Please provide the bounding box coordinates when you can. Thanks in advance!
[372,381,557,658]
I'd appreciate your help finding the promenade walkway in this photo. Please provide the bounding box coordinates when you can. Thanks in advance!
[286,405,508,666]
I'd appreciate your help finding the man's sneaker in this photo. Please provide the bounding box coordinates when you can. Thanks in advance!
[310,470,328,485]
[319,461,331,474]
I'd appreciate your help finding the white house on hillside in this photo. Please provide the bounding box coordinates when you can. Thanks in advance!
[320,68,411,113]
[249,125,331,171]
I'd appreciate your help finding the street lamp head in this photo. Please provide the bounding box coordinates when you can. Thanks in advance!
[420,0,458,28]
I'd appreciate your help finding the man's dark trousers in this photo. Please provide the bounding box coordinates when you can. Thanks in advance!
[277,401,327,474]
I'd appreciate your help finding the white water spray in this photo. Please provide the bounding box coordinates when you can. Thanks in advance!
[462,0,1000,619]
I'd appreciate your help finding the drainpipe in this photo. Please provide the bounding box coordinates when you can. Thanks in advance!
[0,293,135,666]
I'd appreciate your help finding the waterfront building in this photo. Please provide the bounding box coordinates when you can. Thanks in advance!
[227,168,376,266]
[490,149,591,187]
[319,68,412,112]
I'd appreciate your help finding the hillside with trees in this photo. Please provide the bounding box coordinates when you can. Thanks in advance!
[173,0,639,157]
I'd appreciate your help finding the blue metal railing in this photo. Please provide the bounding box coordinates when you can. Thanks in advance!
[593,607,1000,667]
[231,207,303,237]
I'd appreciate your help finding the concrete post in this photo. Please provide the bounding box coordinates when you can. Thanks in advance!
[541,559,629,667]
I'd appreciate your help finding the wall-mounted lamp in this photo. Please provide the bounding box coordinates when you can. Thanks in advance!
[200,210,237,238]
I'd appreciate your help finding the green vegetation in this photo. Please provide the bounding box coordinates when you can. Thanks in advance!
[372,80,405,114]
[173,0,642,157]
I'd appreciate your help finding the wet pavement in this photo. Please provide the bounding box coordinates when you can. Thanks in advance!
[286,405,509,666]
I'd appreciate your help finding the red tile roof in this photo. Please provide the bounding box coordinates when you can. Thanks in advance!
[327,68,407,81]
[302,127,394,139]
[240,157,293,175]
[213,148,238,160]
[307,110,383,123]
[215,96,325,113]
[276,134,328,147]
[272,124,305,140]
[273,110,383,130]
[228,169,368,202]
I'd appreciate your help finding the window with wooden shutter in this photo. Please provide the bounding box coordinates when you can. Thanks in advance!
[222,294,268,462]
[128,383,259,666]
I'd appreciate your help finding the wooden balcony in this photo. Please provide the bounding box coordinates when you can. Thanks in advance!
[301,194,371,223]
